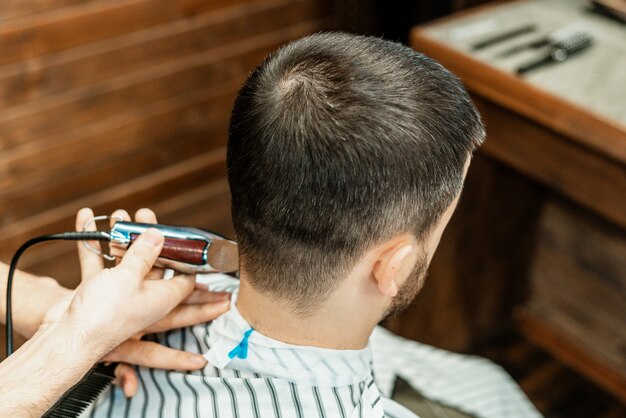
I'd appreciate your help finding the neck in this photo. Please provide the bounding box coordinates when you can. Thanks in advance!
[236,271,381,350]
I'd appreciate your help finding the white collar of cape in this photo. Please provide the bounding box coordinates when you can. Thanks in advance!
[204,303,373,388]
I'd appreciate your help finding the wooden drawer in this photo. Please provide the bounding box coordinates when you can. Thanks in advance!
[517,199,626,402]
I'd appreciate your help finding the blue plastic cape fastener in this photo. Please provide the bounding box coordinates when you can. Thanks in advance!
[228,328,254,360]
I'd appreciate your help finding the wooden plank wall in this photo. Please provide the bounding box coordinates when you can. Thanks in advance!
[0,0,333,290]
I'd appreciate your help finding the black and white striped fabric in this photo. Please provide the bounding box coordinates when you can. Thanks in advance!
[84,274,541,418]
[370,328,543,418]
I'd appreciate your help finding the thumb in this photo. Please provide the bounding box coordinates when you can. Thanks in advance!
[142,275,196,313]
[118,228,164,282]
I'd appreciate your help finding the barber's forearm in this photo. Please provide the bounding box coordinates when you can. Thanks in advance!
[0,261,71,338]
[0,319,107,418]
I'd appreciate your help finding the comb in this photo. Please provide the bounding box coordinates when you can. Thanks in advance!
[42,363,116,418]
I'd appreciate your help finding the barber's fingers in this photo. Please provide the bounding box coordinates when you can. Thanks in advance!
[117,229,164,284]
[76,208,104,282]
[141,274,196,313]
[109,209,131,262]
[104,340,207,370]
[183,289,231,305]
[111,208,164,280]
[111,209,131,226]
[144,299,230,334]
[134,208,165,280]
[114,363,138,397]
[135,208,157,224]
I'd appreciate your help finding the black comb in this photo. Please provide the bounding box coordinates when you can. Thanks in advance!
[42,363,116,418]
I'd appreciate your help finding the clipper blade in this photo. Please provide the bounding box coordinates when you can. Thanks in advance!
[207,239,239,272]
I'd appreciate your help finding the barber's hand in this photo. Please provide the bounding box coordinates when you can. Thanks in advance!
[104,208,233,396]
[43,208,230,397]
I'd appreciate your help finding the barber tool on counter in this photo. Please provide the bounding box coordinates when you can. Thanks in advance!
[498,22,593,58]
[470,24,537,50]
[515,24,594,75]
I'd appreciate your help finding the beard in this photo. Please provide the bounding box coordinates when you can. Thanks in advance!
[381,253,429,321]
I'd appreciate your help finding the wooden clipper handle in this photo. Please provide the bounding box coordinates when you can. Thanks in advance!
[129,234,206,265]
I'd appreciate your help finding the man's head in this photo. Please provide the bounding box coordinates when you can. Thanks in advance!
[227,32,484,317]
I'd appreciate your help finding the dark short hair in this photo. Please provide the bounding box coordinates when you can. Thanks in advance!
[227,32,484,311]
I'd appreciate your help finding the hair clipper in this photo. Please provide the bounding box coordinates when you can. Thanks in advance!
[85,218,239,274]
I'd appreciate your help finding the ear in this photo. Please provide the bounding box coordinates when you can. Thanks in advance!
[371,235,417,298]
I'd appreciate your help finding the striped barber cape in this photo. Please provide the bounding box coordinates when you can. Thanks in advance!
[85,274,542,418]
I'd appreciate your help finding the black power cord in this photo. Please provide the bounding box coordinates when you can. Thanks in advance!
[5,231,111,356]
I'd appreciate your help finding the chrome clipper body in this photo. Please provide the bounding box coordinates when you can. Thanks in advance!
[84,219,239,274]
